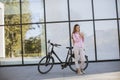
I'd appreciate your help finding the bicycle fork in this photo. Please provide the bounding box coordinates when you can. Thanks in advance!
[45,54,52,66]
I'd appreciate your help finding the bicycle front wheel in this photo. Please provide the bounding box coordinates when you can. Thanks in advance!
[38,56,54,74]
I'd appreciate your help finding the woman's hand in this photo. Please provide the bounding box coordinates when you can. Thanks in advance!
[80,32,84,42]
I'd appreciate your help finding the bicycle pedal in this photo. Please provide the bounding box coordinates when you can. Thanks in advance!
[61,63,65,66]
[61,67,64,69]
[61,63,67,69]
[61,65,64,68]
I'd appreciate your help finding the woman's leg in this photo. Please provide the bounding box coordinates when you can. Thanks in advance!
[79,48,86,70]
[74,47,79,69]
[74,47,82,74]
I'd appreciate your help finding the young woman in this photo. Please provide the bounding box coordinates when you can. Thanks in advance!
[72,24,86,74]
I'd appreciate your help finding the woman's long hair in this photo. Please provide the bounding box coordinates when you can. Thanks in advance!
[72,24,80,34]
[72,24,80,40]
[72,24,84,42]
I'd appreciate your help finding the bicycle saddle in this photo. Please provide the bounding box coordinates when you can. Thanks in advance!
[66,47,73,49]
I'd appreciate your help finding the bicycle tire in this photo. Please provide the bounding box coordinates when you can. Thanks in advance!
[69,55,89,73]
[68,56,76,72]
[83,55,89,70]
[38,56,54,74]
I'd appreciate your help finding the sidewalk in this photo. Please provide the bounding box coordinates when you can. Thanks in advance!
[0,61,120,80]
[44,72,120,80]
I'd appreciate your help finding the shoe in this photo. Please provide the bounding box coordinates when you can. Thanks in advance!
[81,69,85,74]
[76,69,83,75]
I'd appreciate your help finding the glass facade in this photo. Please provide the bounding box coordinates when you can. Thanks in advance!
[23,24,45,64]
[95,20,119,60]
[94,0,116,19]
[0,0,20,25]
[1,25,22,65]
[0,0,120,66]
[69,0,92,20]
[22,0,44,23]
[45,0,68,22]
[71,21,95,60]
[46,23,70,62]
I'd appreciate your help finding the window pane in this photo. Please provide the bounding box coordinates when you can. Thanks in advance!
[94,0,116,19]
[71,22,95,61]
[23,24,45,64]
[22,0,44,23]
[0,25,22,65]
[95,20,119,60]
[69,0,92,20]
[0,0,20,25]
[118,0,120,18]
[46,23,70,62]
[45,0,68,22]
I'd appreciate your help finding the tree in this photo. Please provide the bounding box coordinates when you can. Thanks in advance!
[3,0,31,57]
[24,37,41,54]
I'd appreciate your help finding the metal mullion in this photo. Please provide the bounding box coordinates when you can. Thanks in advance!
[91,0,97,61]
[115,0,120,58]
[67,0,72,47]
[20,0,24,65]
[43,0,47,56]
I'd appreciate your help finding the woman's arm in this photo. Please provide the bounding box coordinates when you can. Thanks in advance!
[80,32,84,42]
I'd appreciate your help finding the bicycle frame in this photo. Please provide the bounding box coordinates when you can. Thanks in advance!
[47,43,71,65]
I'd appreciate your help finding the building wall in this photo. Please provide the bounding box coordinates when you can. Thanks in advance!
[0,0,120,66]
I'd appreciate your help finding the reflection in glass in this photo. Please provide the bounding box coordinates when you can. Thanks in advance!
[45,0,68,22]
[0,0,20,24]
[22,0,44,23]
[69,0,92,20]
[71,22,95,61]
[0,25,22,65]
[46,23,70,62]
[95,20,119,60]
[23,24,45,64]
[94,0,116,19]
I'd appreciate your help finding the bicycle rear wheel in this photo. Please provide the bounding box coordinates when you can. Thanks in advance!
[83,55,89,70]
[68,56,76,72]
[69,55,88,73]
[38,56,54,74]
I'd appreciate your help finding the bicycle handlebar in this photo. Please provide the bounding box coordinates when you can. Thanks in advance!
[48,40,62,47]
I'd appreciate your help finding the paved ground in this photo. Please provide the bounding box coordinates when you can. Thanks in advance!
[45,72,120,80]
[0,61,120,80]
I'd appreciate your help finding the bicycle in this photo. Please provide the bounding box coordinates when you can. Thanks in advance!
[38,40,88,74]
